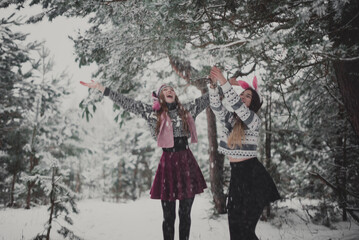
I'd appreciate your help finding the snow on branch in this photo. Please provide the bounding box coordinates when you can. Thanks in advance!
[206,39,247,51]
[101,0,128,5]
[168,56,210,91]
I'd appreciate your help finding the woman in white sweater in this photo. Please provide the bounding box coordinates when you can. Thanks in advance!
[209,66,280,240]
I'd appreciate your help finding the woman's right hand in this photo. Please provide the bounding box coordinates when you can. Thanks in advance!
[210,66,227,85]
[80,80,105,93]
[209,68,218,86]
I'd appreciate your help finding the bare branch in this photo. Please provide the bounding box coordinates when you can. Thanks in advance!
[309,171,359,199]
[101,0,128,5]
[231,63,256,78]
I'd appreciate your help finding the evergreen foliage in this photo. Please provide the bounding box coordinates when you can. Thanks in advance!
[33,164,81,240]
[0,13,38,207]
[0,10,84,238]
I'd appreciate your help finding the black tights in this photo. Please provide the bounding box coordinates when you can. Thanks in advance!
[161,197,194,240]
[228,201,264,240]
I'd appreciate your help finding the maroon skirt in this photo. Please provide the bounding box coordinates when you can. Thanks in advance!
[150,149,207,201]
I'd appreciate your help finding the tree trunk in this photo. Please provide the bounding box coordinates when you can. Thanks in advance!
[206,107,227,214]
[26,154,39,209]
[75,172,81,193]
[330,1,359,136]
[335,109,348,221]
[46,167,56,240]
[116,161,122,202]
[333,60,359,136]
[141,157,152,191]
[75,161,82,193]
[25,181,35,209]
[264,91,272,219]
[26,126,39,209]
[342,130,348,221]
[102,167,106,201]
[26,157,34,209]
[131,159,139,200]
[9,172,16,207]
[25,182,33,209]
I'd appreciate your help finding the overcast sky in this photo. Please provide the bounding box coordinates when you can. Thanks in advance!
[0,4,121,136]
[1,4,98,105]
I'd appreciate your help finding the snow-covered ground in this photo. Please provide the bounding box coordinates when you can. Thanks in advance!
[0,189,358,240]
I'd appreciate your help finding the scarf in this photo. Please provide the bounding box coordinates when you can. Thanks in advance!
[157,111,198,148]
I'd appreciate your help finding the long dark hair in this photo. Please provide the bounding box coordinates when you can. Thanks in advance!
[155,92,189,135]
[247,88,262,113]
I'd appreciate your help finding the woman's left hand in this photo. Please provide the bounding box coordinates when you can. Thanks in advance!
[80,80,105,93]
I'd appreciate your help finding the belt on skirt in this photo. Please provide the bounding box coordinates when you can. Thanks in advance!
[162,137,189,152]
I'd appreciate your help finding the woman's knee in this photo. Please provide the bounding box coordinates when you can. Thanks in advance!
[178,198,194,218]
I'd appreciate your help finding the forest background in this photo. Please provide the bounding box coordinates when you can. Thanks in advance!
[1,0,359,239]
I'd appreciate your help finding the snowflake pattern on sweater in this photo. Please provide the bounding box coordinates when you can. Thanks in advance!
[209,82,261,158]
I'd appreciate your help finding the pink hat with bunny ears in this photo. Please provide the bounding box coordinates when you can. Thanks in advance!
[230,76,262,101]
[231,75,258,90]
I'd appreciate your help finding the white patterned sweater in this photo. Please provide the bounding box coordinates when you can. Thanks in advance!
[209,82,261,159]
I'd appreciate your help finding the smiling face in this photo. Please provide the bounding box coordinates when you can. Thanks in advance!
[161,86,176,104]
[240,89,252,108]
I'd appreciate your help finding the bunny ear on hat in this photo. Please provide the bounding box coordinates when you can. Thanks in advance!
[237,80,250,89]
[252,76,258,91]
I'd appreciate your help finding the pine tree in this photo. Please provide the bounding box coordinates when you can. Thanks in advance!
[33,159,81,240]
[24,48,83,238]
[21,46,72,208]
[0,13,37,207]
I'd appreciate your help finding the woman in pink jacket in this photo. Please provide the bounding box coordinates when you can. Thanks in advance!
[80,81,208,240]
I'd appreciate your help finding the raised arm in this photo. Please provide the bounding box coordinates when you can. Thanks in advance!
[209,66,261,131]
[208,87,235,133]
[103,88,152,118]
[183,93,210,119]
[80,80,152,119]
[220,82,261,131]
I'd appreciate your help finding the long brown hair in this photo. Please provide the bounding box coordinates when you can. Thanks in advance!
[227,88,262,148]
[155,92,189,135]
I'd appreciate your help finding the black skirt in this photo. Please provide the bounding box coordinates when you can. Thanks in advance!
[228,157,280,209]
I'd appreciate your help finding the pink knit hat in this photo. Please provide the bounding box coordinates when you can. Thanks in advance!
[152,84,168,111]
